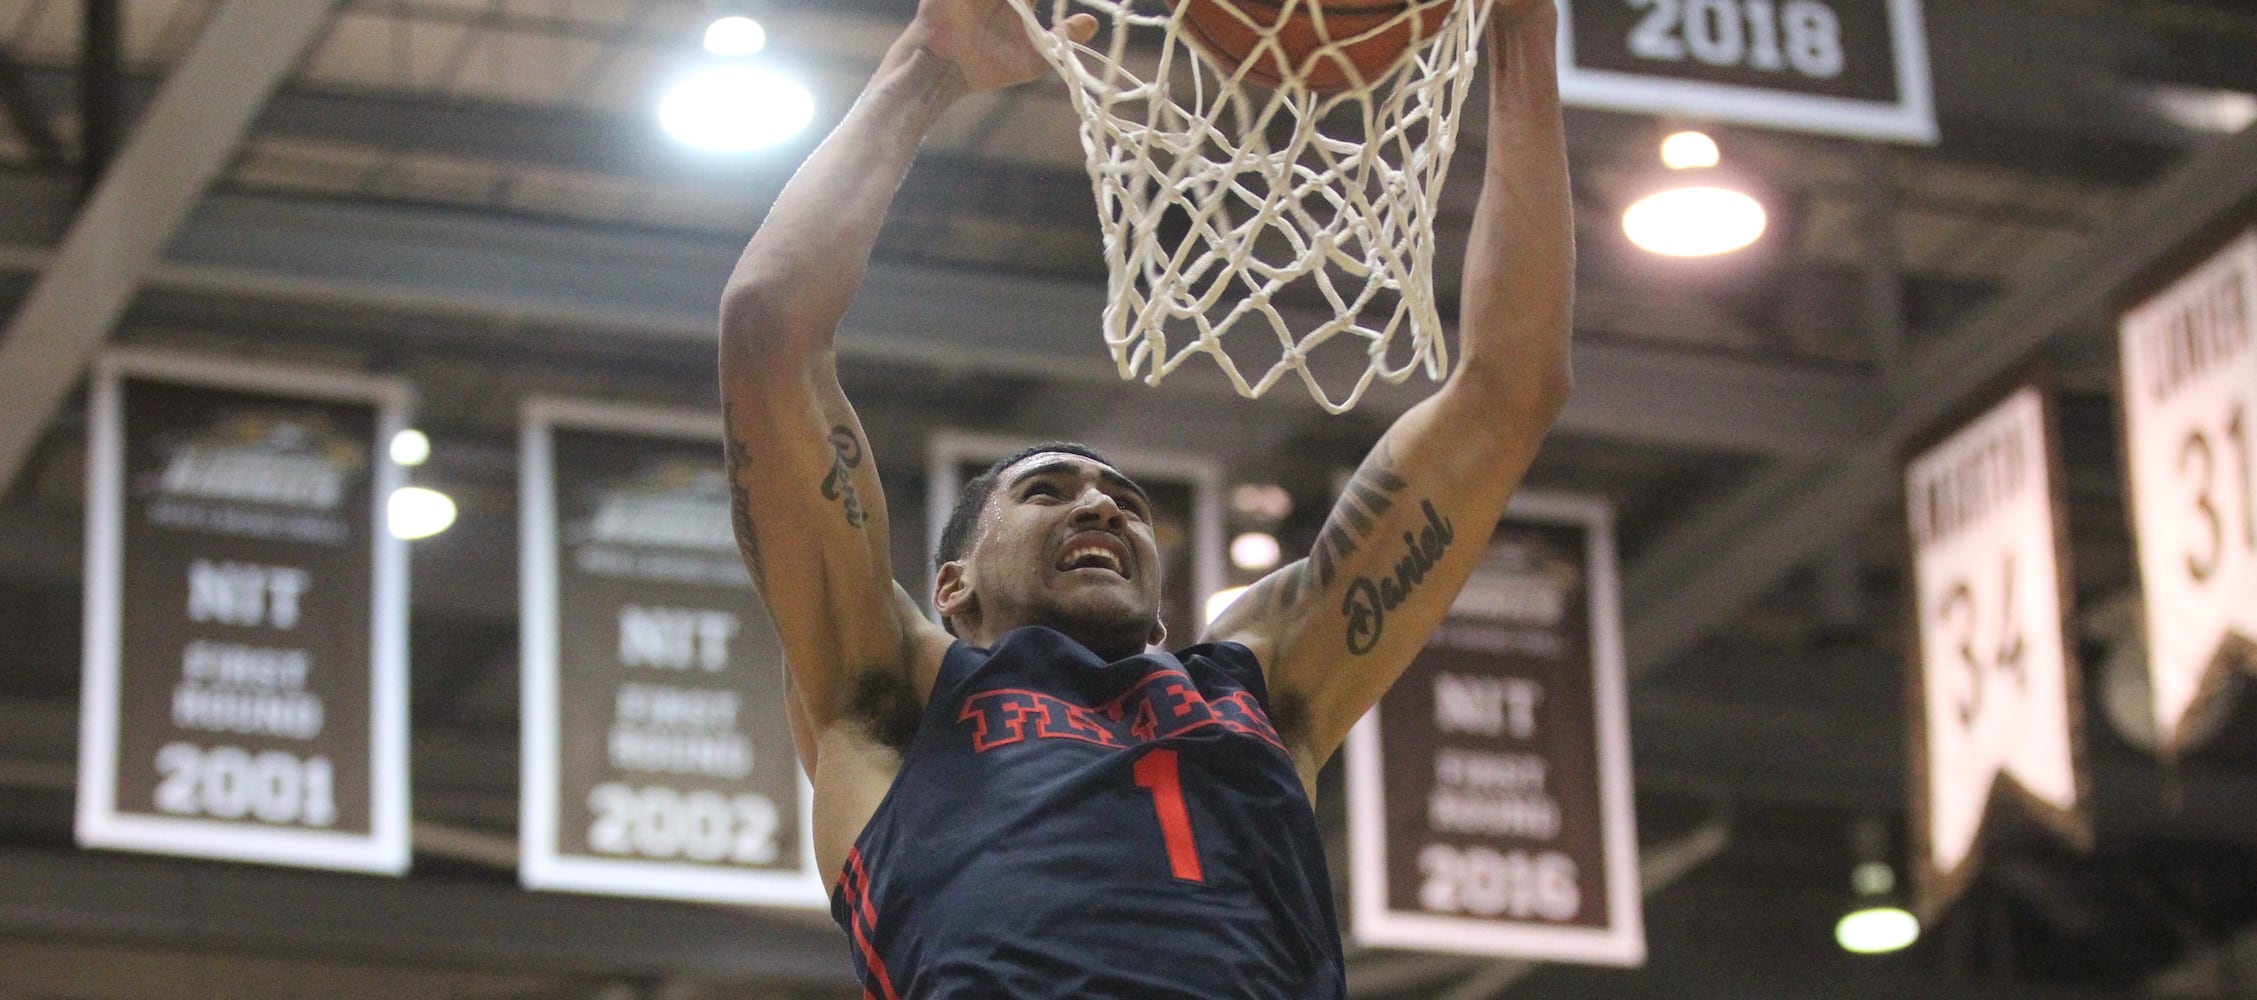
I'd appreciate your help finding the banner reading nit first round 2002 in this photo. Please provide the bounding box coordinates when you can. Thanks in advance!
[518,399,821,908]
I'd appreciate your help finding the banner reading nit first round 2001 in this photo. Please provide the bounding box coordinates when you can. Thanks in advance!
[77,352,411,874]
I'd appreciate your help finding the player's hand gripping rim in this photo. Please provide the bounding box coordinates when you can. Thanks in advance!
[912,0,1099,94]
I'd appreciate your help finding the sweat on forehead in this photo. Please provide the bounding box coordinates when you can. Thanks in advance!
[1002,453,1144,497]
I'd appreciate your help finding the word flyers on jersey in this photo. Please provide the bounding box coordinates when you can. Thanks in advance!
[1904,381,2088,914]
[2117,230,2257,756]
[518,399,822,908]
[1347,493,1644,966]
[77,351,411,874]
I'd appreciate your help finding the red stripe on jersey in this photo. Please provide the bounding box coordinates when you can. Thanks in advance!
[843,848,903,1000]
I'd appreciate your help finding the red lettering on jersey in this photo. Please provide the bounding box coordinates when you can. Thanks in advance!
[960,690,1128,752]
[1209,690,1288,752]
[958,669,1286,753]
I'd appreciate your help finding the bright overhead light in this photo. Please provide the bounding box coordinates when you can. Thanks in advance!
[1835,905,1920,954]
[388,428,430,467]
[1230,532,1282,571]
[659,65,815,151]
[1205,585,1251,625]
[703,15,768,56]
[1623,186,1767,257]
[1660,130,1720,170]
[387,486,458,541]
[2145,84,2257,134]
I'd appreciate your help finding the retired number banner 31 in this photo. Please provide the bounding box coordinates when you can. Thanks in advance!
[2117,230,2257,755]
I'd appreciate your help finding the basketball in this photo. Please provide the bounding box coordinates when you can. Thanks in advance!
[1171,0,1455,94]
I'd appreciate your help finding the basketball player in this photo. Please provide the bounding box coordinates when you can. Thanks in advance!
[719,0,1570,994]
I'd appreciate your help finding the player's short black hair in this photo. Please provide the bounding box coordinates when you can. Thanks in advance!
[934,441,1117,574]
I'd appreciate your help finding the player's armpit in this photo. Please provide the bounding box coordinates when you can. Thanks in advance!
[718,355,949,743]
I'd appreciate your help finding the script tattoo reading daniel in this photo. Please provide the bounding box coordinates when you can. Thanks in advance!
[1225,447,1459,652]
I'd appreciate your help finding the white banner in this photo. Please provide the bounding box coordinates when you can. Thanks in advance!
[1905,384,2081,893]
[518,398,823,908]
[2117,230,2257,754]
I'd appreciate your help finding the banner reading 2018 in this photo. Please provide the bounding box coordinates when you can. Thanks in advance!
[519,399,822,908]
[78,352,411,873]
[1347,493,1644,965]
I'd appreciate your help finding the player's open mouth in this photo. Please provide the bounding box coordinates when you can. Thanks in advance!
[1056,540,1128,578]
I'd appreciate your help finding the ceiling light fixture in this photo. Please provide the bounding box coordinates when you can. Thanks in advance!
[387,486,458,541]
[703,15,768,56]
[388,428,430,467]
[659,65,815,151]
[1660,130,1721,170]
[1623,187,1768,257]
[1230,532,1282,572]
[1624,131,1766,258]
[1835,818,1919,955]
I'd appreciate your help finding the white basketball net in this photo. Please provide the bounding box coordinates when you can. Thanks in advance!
[1012,0,1489,413]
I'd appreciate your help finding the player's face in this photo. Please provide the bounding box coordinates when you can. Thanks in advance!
[958,452,1165,656]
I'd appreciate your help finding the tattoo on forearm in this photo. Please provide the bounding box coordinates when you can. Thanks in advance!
[820,425,867,527]
[1290,460,1408,608]
[1341,499,1456,655]
[720,404,768,591]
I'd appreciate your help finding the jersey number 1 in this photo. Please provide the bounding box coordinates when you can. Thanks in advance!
[1133,749,1205,883]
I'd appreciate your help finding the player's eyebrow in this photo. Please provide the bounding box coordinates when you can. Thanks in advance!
[1009,459,1151,513]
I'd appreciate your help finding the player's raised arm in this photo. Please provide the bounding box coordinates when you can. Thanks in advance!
[1205,0,1574,785]
[719,3,1099,763]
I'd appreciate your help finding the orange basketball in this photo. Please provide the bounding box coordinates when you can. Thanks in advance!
[1172,0,1456,94]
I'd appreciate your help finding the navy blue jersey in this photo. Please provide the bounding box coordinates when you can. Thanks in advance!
[831,626,1345,999]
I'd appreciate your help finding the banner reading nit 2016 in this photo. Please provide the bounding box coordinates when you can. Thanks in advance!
[1346,493,1644,966]
[519,399,822,907]
[78,351,411,873]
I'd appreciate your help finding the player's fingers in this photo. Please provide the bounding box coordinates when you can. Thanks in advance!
[1058,12,1098,45]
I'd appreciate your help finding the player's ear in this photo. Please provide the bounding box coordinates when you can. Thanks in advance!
[934,560,977,625]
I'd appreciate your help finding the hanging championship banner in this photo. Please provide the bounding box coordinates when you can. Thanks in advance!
[518,399,822,907]
[1556,0,1937,143]
[1904,381,2088,917]
[78,351,411,873]
[2117,230,2257,757]
[925,431,1224,644]
[1346,493,1644,966]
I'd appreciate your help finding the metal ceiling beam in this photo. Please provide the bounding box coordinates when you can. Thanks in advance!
[0,1,335,493]
[1623,123,2257,677]
[0,176,1881,457]
[0,48,64,168]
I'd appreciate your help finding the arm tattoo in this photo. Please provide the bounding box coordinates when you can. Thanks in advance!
[820,425,868,527]
[1289,457,1408,608]
[1341,499,1456,655]
[720,404,768,592]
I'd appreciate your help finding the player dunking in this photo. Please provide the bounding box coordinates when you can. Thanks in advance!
[719,0,1570,994]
